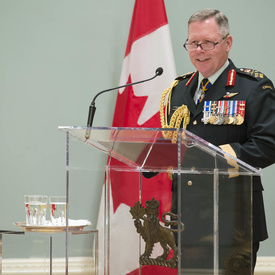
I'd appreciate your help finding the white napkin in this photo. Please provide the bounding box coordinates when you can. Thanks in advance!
[44,219,91,226]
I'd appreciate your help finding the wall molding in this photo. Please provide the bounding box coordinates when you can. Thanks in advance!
[255,257,275,275]
[1,256,275,274]
[2,257,96,275]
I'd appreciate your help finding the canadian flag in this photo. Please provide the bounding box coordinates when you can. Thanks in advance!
[97,0,177,274]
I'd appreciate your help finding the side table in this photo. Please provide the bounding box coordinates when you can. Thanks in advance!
[0,229,98,275]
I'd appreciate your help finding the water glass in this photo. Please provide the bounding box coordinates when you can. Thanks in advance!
[24,195,31,225]
[24,195,48,226]
[39,196,48,225]
[49,196,66,226]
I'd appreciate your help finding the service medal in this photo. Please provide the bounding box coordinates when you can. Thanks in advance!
[223,101,230,124]
[209,115,217,124]
[236,114,244,125]
[236,101,245,125]
[213,116,220,125]
[202,101,212,124]
[223,116,229,124]
[228,116,234,124]
[218,116,224,125]
[213,102,221,125]
[202,117,210,124]
[227,101,236,124]
[218,101,225,125]
[209,101,217,124]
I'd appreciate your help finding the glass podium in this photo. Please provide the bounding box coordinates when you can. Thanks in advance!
[59,126,261,275]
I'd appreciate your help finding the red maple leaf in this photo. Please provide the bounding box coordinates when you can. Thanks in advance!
[110,75,172,217]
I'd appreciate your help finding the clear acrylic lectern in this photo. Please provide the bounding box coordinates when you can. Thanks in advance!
[59,126,261,275]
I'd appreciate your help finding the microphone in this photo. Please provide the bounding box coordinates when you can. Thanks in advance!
[85,67,163,139]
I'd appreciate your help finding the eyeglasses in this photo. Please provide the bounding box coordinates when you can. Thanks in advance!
[183,35,229,51]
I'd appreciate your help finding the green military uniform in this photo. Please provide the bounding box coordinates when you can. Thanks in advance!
[166,59,275,270]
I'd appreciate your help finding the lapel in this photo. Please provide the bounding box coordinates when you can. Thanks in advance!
[181,72,198,115]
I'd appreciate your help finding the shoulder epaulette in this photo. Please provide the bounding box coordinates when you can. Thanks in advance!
[175,72,195,81]
[237,68,273,91]
[237,68,266,81]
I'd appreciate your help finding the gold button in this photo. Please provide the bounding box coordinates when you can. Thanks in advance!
[193,120,197,125]
[187,180,192,186]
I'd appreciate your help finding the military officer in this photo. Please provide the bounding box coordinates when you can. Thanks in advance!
[159,8,275,273]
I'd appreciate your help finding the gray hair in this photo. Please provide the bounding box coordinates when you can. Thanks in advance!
[188,9,230,36]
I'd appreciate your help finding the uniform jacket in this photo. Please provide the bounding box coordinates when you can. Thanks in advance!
[168,59,275,242]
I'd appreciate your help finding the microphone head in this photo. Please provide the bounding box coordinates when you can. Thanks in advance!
[155,67,163,76]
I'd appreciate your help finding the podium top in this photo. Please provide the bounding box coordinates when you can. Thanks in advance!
[59,126,261,176]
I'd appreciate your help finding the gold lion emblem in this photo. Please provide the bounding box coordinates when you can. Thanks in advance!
[130,197,184,268]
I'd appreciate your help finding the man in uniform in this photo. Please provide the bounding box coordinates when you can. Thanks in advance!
[158,8,275,273]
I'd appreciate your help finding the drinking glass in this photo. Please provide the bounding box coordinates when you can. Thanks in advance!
[24,195,47,226]
[49,196,66,226]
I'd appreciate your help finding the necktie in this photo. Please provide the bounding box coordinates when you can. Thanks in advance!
[198,78,212,103]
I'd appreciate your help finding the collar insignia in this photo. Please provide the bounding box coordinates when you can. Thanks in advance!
[226,69,236,86]
[185,71,197,87]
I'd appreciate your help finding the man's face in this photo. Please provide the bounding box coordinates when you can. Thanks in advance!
[188,17,232,78]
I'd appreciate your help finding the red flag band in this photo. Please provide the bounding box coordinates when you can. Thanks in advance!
[98,1,177,274]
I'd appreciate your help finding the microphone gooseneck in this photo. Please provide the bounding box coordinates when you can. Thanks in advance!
[85,67,164,139]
